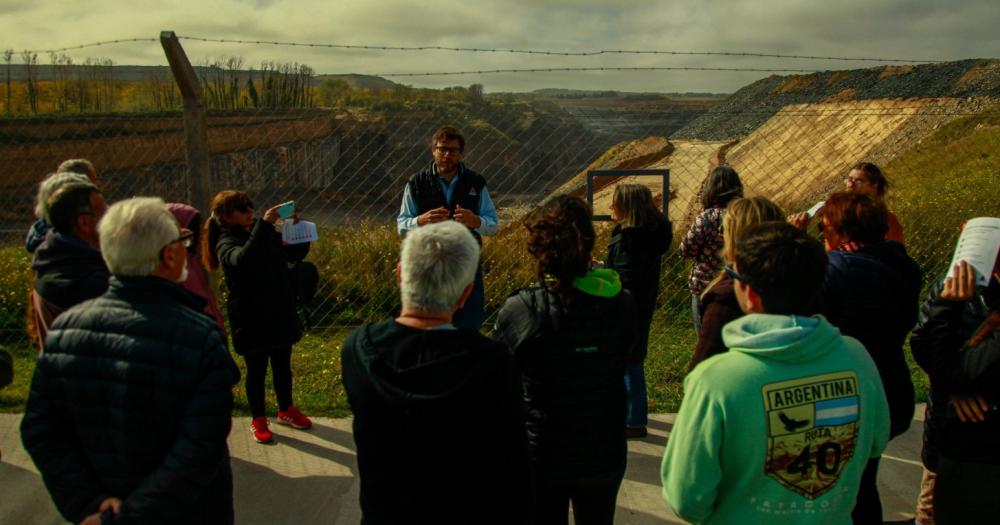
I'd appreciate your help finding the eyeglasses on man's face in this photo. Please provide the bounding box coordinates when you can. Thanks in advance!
[844,176,869,186]
[166,229,194,250]
[433,145,461,155]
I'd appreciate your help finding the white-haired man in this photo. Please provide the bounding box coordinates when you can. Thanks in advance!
[29,181,110,350]
[26,158,102,253]
[21,197,239,525]
[342,220,530,524]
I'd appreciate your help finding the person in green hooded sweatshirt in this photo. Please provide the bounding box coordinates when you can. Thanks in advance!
[494,194,637,525]
[661,222,890,525]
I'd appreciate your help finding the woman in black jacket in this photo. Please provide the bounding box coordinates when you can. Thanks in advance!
[604,183,671,438]
[494,195,636,525]
[818,192,922,524]
[911,257,1000,525]
[203,190,311,444]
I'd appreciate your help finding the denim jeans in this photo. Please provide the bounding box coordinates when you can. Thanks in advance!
[625,363,648,428]
[691,294,702,335]
[452,268,484,331]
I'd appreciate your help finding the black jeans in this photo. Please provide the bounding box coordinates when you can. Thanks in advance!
[243,345,293,418]
[935,456,1000,525]
[851,457,882,525]
[534,469,625,525]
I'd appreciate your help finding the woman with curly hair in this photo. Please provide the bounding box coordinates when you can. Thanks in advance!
[494,194,636,524]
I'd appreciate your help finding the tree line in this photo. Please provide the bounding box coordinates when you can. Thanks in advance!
[1,51,493,116]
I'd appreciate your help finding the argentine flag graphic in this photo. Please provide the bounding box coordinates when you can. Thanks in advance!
[815,396,859,426]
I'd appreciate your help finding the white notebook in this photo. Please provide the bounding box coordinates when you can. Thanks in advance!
[282,220,319,245]
[946,217,1000,286]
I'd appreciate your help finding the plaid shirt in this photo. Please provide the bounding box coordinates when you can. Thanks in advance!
[680,206,725,296]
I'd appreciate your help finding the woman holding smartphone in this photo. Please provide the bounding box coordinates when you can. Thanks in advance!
[203,190,312,444]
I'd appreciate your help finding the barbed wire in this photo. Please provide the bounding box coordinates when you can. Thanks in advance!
[375,66,823,77]
[178,36,942,64]
[21,38,159,54]
[14,35,944,64]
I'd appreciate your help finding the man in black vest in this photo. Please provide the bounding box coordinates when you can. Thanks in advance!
[397,125,498,330]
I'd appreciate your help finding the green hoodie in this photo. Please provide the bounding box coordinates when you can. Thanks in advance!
[661,314,890,525]
[543,268,623,297]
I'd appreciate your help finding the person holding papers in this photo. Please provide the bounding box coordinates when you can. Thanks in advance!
[203,190,312,444]
[790,162,904,244]
[911,219,1000,525]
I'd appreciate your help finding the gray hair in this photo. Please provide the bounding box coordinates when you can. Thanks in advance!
[98,197,179,277]
[57,158,96,178]
[35,171,90,221]
[400,221,480,315]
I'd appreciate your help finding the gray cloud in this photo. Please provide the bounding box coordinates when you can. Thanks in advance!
[1,0,996,93]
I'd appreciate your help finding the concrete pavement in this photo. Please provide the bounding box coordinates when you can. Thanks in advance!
[0,409,925,524]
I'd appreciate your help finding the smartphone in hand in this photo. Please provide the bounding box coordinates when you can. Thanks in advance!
[276,201,295,219]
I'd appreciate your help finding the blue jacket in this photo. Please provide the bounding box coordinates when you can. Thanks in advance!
[21,276,239,524]
[31,231,110,310]
[823,241,921,438]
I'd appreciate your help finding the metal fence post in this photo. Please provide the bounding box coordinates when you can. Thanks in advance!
[160,31,211,214]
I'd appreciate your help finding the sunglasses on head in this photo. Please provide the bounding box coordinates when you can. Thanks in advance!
[725,264,749,284]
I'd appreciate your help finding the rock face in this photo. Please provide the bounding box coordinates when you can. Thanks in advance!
[558,95,991,233]
[549,59,1000,235]
[556,136,731,225]
[723,98,977,213]
[674,59,1000,141]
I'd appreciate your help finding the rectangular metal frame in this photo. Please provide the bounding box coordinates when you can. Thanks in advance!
[586,169,670,221]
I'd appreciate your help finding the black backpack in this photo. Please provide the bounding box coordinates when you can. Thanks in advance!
[290,261,319,304]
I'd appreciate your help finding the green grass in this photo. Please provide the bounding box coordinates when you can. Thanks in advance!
[887,102,1000,290]
[0,219,932,416]
[0,342,38,412]
[229,331,353,418]
[3,102,998,414]
[0,245,33,345]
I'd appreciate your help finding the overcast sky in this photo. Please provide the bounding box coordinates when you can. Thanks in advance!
[1,0,998,93]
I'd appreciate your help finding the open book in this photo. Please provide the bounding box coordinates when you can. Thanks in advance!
[946,217,1000,286]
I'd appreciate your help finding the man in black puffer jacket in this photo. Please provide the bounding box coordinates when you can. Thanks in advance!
[21,197,239,525]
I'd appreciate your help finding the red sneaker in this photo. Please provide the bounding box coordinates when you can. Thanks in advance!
[276,405,312,430]
[250,416,273,443]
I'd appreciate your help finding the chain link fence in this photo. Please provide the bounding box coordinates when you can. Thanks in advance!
[2,42,999,366]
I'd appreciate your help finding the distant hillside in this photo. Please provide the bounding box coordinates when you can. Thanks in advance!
[3,64,173,82]
[314,74,401,91]
[675,58,1000,140]
[1,64,402,91]
[530,88,725,98]
[524,92,725,140]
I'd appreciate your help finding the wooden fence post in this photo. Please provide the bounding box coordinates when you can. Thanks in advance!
[160,31,211,215]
